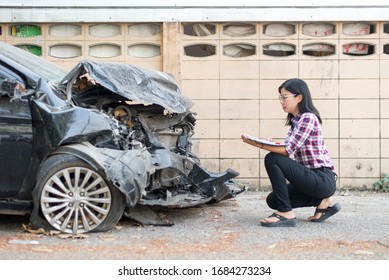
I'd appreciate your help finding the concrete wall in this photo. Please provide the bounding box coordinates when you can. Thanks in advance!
[1,18,389,190]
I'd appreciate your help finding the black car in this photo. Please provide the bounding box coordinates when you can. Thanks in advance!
[0,42,241,234]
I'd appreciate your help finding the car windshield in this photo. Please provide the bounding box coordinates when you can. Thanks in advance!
[0,42,68,84]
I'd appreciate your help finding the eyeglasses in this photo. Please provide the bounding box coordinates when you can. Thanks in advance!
[278,94,296,102]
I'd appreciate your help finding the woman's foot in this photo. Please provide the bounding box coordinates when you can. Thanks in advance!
[308,197,333,220]
[308,197,341,222]
[260,211,297,227]
[261,210,295,223]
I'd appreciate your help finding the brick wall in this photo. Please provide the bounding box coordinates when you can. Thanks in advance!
[1,21,388,190]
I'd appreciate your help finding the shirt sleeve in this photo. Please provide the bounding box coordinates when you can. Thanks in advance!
[285,113,317,156]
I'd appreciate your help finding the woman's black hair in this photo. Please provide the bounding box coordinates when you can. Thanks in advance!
[278,78,322,126]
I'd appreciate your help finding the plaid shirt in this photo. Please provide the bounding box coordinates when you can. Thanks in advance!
[285,112,334,170]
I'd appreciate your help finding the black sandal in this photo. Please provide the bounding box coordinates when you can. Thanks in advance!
[261,213,297,227]
[310,203,341,223]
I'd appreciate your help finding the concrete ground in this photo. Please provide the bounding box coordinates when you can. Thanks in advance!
[0,190,388,260]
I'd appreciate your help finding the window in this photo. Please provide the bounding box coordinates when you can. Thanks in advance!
[263,43,295,56]
[89,24,121,38]
[0,64,26,88]
[89,44,121,58]
[302,23,335,37]
[263,23,295,37]
[16,44,42,56]
[49,24,82,37]
[223,23,256,37]
[342,43,374,56]
[384,23,389,34]
[383,44,389,55]
[127,44,161,58]
[184,44,216,57]
[10,25,42,37]
[128,24,161,37]
[302,43,335,57]
[49,44,82,59]
[183,23,216,37]
[342,23,376,36]
[223,43,256,57]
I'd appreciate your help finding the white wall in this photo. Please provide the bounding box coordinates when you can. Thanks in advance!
[1,1,389,23]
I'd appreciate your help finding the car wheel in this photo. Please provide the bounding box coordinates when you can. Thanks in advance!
[32,154,126,234]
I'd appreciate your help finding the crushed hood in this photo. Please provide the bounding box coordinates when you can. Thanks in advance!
[61,60,194,113]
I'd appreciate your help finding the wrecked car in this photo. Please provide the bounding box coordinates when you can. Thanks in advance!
[0,42,241,234]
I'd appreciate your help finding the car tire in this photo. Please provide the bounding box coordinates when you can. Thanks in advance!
[31,154,126,234]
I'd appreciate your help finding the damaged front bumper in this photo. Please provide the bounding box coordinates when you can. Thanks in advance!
[53,142,242,210]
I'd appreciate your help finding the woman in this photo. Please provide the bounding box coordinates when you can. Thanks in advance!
[241,78,340,227]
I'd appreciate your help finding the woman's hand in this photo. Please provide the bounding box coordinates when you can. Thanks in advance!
[241,134,262,149]
[241,134,250,143]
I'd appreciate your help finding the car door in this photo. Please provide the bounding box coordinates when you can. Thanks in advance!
[0,65,33,197]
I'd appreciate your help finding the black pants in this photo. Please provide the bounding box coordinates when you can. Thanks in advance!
[264,152,337,212]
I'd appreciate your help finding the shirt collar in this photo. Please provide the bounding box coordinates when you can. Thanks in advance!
[292,112,302,126]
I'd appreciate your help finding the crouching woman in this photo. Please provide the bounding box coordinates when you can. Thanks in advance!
[241,78,340,227]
